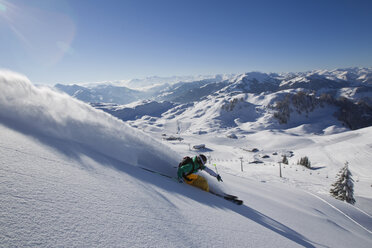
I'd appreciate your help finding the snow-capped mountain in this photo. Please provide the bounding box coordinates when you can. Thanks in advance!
[123,74,233,89]
[1,70,372,247]
[91,100,177,121]
[279,72,350,90]
[219,72,281,94]
[80,68,372,133]
[55,84,143,104]
[318,67,372,84]
[56,67,372,105]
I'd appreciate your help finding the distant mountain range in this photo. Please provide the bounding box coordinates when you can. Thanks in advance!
[55,67,372,133]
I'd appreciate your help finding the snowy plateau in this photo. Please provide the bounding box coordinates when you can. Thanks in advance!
[1,68,372,247]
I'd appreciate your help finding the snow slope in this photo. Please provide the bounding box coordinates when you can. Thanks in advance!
[1,70,372,247]
[0,70,179,172]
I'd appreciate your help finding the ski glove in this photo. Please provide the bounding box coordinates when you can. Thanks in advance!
[217,174,223,182]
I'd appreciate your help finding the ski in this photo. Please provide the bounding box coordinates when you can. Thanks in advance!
[224,197,243,205]
[224,193,238,199]
[210,192,243,205]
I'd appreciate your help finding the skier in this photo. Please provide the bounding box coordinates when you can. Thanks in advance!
[177,154,222,192]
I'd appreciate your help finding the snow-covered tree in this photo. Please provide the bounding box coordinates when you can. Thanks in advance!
[282,155,288,165]
[298,156,311,168]
[330,162,355,205]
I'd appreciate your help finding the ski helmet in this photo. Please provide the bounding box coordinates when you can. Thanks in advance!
[198,154,207,166]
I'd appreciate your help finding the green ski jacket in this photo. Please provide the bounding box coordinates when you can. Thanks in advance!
[177,156,205,179]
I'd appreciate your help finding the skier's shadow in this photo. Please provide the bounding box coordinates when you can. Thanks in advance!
[175,185,323,248]
[231,204,319,248]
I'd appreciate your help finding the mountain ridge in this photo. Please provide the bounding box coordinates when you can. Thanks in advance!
[55,67,372,104]
[65,68,372,134]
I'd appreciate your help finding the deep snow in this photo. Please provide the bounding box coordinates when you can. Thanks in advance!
[1,70,372,247]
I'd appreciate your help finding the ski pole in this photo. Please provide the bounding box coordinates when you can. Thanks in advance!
[213,164,223,182]
[213,163,219,174]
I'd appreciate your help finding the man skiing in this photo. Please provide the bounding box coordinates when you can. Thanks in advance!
[177,154,222,192]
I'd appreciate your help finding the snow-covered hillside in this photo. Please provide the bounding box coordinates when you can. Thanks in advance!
[1,70,372,247]
[111,90,346,135]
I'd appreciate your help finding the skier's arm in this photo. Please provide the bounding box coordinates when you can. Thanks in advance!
[202,166,223,182]
[177,167,186,179]
[202,166,218,178]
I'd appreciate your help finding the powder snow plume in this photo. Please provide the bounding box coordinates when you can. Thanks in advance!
[0,70,179,171]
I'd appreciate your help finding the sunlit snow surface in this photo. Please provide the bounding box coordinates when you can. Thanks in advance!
[1,70,372,247]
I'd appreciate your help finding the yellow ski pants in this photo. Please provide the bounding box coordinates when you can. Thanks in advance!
[185,174,209,192]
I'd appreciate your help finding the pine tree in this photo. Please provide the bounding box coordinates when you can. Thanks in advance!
[298,156,311,168]
[330,162,355,205]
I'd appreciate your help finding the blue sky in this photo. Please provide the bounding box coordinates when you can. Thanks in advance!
[0,0,371,84]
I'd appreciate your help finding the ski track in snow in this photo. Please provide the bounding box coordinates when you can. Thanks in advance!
[306,192,372,235]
